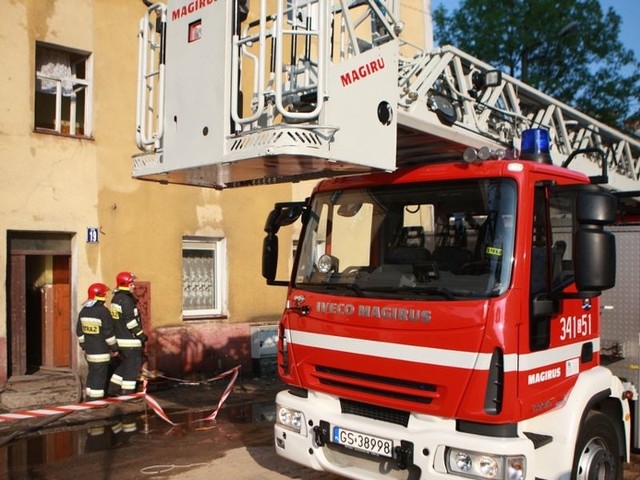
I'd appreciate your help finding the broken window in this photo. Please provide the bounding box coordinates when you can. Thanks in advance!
[35,43,92,137]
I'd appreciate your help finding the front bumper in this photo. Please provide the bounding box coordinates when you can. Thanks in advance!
[273,389,535,480]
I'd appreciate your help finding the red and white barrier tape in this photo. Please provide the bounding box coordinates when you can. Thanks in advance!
[0,365,241,426]
[141,365,241,426]
[201,365,239,422]
[0,393,144,423]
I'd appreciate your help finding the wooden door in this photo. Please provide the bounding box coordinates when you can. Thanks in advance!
[52,256,71,367]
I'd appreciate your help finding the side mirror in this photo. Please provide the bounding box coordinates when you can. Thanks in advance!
[262,233,279,284]
[576,190,617,225]
[574,229,615,292]
[574,191,617,293]
[264,202,306,234]
[262,201,306,287]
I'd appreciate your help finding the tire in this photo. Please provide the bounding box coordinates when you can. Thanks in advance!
[572,411,622,480]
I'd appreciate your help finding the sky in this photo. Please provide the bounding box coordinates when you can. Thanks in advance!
[430,0,640,63]
[597,1,639,61]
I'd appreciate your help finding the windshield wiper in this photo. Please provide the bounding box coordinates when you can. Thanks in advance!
[360,285,472,300]
[397,286,462,300]
[298,281,364,297]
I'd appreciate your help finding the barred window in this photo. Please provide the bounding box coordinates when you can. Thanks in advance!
[35,43,92,137]
[182,236,226,318]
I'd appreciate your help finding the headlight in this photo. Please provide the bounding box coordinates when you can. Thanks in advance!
[454,451,472,472]
[479,456,499,477]
[276,404,305,434]
[317,254,337,273]
[446,448,526,480]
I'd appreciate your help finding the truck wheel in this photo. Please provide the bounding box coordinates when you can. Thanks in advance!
[572,411,621,480]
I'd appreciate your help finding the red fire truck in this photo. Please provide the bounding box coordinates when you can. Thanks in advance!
[263,132,629,480]
[133,1,640,478]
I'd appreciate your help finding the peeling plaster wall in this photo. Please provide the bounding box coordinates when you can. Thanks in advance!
[0,0,293,380]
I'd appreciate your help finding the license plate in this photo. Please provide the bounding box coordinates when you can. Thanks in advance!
[332,426,394,458]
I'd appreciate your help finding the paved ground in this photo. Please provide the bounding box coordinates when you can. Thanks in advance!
[2,372,640,479]
[628,460,640,480]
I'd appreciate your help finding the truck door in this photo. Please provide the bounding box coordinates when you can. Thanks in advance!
[520,183,615,415]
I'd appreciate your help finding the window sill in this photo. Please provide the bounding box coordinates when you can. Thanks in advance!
[34,128,94,141]
[181,314,229,322]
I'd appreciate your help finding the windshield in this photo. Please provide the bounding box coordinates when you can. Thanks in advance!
[294,179,517,299]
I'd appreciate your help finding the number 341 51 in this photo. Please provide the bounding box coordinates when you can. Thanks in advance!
[559,314,592,341]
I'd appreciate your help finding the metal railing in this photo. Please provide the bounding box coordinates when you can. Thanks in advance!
[135,3,165,151]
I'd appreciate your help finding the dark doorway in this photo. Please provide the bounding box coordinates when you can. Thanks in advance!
[6,232,73,378]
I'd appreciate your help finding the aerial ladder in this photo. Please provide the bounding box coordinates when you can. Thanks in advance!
[133,0,640,194]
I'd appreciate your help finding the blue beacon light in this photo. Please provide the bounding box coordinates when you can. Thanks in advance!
[520,128,553,164]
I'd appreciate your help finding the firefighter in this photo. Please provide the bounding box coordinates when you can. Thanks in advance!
[76,283,119,401]
[108,271,148,396]
[111,414,139,447]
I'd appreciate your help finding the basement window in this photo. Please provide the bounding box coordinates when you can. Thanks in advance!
[34,43,93,138]
[182,236,227,319]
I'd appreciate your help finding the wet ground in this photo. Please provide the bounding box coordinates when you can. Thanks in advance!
[1,375,640,479]
[0,375,342,479]
[0,405,336,479]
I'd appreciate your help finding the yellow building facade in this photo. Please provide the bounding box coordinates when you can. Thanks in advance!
[0,0,430,388]
[0,0,297,385]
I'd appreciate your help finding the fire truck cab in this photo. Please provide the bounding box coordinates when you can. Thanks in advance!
[264,138,628,480]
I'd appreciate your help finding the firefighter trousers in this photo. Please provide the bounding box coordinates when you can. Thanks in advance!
[86,361,110,400]
[108,348,143,395]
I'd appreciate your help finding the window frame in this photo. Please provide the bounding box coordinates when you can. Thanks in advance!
[181,236,227,319]
[529,183,579,351]
[34,42,93,138]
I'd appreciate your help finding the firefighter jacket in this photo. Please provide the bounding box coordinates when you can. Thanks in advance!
[110,289,147,349]
[76,300,118,363]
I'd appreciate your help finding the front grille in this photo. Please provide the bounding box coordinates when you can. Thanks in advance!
[314,365,438,405]
[340,398,410,427]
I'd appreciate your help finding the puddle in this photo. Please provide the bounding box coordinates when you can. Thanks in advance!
[0,401,276,477]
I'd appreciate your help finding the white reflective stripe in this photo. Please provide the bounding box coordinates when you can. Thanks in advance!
[126,319,140,330]
[78,335,85,343]
[106,336,117,346]
[288,329,598,373]
[86,387,105,398]
[473,350,518,372]
[518,339,600,371]
[123,423,137,433]
[86,353,111,362]
[289,329,485,370]
[117,338,142,348]
[81,317,103,327]
[110,374,123,385]
[122,380,137,390]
